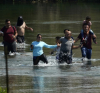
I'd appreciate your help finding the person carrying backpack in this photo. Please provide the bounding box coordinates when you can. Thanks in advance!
[0,19,18,54]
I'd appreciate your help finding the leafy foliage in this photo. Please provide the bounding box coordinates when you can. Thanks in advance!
[0,87,7,93]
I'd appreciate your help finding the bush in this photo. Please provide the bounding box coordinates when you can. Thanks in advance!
[0,87,7,93]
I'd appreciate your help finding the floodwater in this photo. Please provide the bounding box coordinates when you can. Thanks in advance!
[0,2,100,93]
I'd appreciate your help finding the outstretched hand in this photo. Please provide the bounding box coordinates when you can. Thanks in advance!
[30,45,33,50]
[57,43,61,47]
[30,28,33,31]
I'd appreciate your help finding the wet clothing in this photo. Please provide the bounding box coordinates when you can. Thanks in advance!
[4,41,16,53]
[16,35,25,43]
[31,41,57,65]
[1,26,16,53]
[77,31,93,59]
[59,37,74,64]
[33,54,48,65]
[59,51,72,64]
[81,47,92,59]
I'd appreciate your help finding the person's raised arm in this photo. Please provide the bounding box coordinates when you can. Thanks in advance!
[25,25,33,31]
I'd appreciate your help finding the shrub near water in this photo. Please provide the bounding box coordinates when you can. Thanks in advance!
[0,87,7,93]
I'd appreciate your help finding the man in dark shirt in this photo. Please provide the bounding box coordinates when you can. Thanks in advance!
[0,19,17,54]
[74,23,96,61]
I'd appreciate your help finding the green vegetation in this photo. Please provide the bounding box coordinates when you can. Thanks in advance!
[0,0,100,4]
[0,87,7,93]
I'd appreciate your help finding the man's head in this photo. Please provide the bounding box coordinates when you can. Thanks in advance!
[64,29,69,34]
[17,16,23,26]
[64,30,72,39]
[55,36,61,43]
[83,23,90,33]
[5,19,11,28]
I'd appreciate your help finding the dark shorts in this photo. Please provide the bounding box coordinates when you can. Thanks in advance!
[4,41,16,53]
[16,35,25,43]
[59,52,72,64]
[33,54,48,65]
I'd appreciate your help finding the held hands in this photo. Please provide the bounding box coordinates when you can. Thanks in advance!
[30,45,33,50]
[57,43,61,47]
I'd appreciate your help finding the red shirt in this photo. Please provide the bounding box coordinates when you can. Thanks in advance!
[1,26,16,43]
[78,32,93,49]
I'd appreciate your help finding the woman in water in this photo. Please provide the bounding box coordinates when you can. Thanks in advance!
[30,34,60,65]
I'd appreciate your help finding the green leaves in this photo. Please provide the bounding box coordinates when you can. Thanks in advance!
[0,87,7,93]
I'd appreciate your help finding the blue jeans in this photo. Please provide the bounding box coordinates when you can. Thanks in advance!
[81,47,92,59]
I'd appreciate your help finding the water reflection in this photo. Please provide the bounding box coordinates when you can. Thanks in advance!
[33,77,44,93]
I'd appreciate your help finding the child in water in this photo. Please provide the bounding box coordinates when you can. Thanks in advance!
[50,36,61,60]
[81,16,97,44]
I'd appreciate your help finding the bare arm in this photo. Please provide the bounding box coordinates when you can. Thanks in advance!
[25,25,33,31]
[72,44,82,49]
[72,45,80,49]
[12,30,18,40]
[93,34,96,38]
[74,37,80,43]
